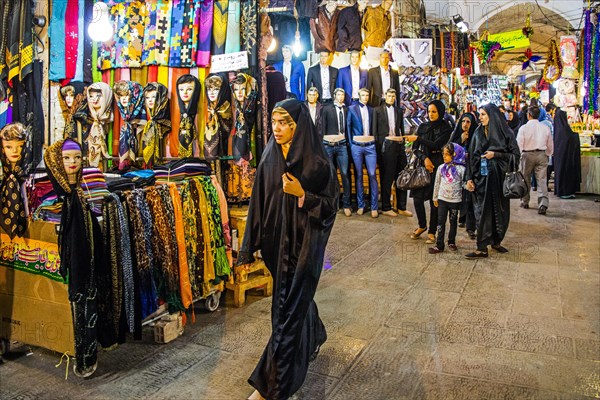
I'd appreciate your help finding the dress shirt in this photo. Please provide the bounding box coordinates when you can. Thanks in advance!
[308,103,317,124]
[320,65,331,99]
[351,66,360,99]
[360,104,369,135]
[517,119,554,156]
[335,104,345,134]
[283,61,291,92]
[380,66,391,94]
[386,105,395,136]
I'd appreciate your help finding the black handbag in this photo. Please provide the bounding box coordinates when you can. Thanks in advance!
[396,153,431,190]
[503,155,527,199]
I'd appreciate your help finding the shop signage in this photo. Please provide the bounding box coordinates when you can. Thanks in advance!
[210,51,249,73]
[0,233,64,282]
[488,30,530,51]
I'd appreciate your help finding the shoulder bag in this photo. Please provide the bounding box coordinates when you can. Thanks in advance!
[503,154,527,199]
[396,152,431,191]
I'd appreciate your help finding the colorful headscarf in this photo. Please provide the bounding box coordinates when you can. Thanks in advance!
[141,82,171,167]
[114,81,145,170]
[0,123,31,239]
[230,73,258,161]
[440,142,466,182]
[59,82,88,141]
[85,82,113,167]
[204,73,232,160]
[176,74,201,158]
[43,138,83,197]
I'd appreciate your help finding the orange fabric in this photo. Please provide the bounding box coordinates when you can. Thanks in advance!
[148,65,159,82]
[112,69,122,155]
[168,182,193,309]
[168,68,190,157]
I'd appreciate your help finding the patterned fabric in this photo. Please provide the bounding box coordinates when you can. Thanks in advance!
[198,176,230,278]
[211,175,233,268]
[179,0,198,67]
[225,0,240,53]
[212,0,228,56]
[226,162,255,202]
[115,81,145,170]
[196,0,213,67]
[111,3,128,67]
[230,73,258,161]
[204,73,232,160]
[85,82,113,168]
[141,82,171,167]
[142,0,159,65]
[176,75,201,157]
[168,182,192,308]
[188,180,208,297]
[155,0,172,66]
[0,124,30,239]
[6,0,33,83]
[240,0,257,67]
[101,195,122,340]
[125,1,147,68]
[63,0,78,84]
[180,181,198,296]
[168,0,185,66]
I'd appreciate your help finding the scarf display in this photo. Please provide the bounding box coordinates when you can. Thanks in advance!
[225,0,241,53]
[440,143,466,182]
[179,1,200,67]
[0,123,30,239]
[59,82,88,142]
[6,0,33,84]
[62,0,78,84]
[168,0,186,66]
[198,176,230,279]
[142,0,158,65]
[196,0,214,67]
[141,82,171,167]
[176,75,201,157]
[154,1,172,65]
[85,82,113,167]
[115,81,145,170]
[212,0,229,56]
[181,180,202,298]
[204,73,232,160]
[241,0,258,68]
[48,0,67,81]
[230,73,258,161]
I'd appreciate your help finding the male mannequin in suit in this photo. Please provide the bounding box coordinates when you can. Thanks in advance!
[304,86,323,133]
[347,87,378,217]
[321,88,352,216]
[272,45,306,100]
[306,51,338,103]
[336,50,368,107]
[372,88,412,217]
[367,50,399,107]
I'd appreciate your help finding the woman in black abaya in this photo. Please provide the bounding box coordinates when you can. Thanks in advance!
[238,99,339,400]
[465,104,520,258]
[553,108,581,198]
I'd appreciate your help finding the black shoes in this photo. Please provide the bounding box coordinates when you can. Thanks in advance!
[491,245,509,253]
[465,251,488,258]
[538,205,547,215]
[467,230,476,240]
[520,203,529,209]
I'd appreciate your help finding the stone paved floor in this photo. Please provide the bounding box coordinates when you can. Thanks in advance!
[1,195,599,399]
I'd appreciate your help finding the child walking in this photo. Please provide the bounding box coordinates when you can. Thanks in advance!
[429,142,466,254]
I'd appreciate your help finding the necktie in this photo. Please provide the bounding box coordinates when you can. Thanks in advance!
[338,107,344,134]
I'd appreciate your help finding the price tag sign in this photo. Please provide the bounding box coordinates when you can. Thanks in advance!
[210,51,249,73]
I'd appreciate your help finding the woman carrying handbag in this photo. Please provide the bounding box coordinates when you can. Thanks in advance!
[404,100,452,243]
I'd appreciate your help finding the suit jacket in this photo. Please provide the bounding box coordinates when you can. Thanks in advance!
[346,103,373,142]
[372,104,405,151]
[272,60,306,101]
[321,103,348,137]
[336,3,362,52]
[335,65,368,106]
[306,64,338,102]
[367,66,400,108]
[305,101,324,134]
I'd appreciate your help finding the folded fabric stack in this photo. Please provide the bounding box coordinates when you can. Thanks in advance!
[154,158,212,184]
[81,167,110,215]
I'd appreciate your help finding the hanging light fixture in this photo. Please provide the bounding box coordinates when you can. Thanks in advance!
[88,2,114,43]
[267,36,278,53]
[293,30,302,57]
[452,15,469,33]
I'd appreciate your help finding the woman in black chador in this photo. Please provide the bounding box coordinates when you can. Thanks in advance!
[465,103,520,258]
[238,99,339,400]
[552,108,581,198]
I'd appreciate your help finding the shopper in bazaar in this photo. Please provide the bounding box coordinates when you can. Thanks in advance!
[238,100,339,400]
[552,107,581,199]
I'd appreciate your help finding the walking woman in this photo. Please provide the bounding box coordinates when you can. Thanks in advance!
[238,99,339,400]
[404,100,452,243]
[465,104,520,258]
[553,108,581,198]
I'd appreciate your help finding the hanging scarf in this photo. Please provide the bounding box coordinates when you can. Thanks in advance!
[59,82,88,141]
[168,0,186,66]
[204,73,232,160]
[212,0,229,55]
[230,73,258,161]
[198,176,230,279]
[241,0,258,68]
[6,0,33,84]
[85,82,113,167]
[115,81,145,170]
[125,1,146,68]
[154,0,172,66]
[440,142,466,182]
[0,123,30,239]
[141,0,158,65]
[176,74,201,157]
[141,82,171,166]
[179,0,199,67]
[196,0,214,67]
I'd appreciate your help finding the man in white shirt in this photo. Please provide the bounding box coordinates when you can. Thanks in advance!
[517,106,554,215]
[304,87,323,132]
[272,45,306,100]
[307,51,339,103]
[366,50,400,107]
[335,51,368,106]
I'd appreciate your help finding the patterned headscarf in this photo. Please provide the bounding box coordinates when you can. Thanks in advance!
[59,82,88,141]
[43,138,84,198]
[141,82,171,167]
[114,81,145,170]
[230,73,258,161]
[176,74,201,158]
[204,73,232,160]
[440,142,466,183]
[0,123,31,239]
[86,82,113,167]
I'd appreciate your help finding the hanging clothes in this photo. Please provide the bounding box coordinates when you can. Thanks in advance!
[179,0,199,67]
[59,82,88,143]
[141,82,171,167]
[115,81,145,170]
[176,75,201,157]
[240,0,257,68]
[198,176,230,279]
[204,73,232,160]
[225,0,241,53]
[155,1,172,66]
[125,1,147,68]
[48,0,67,81]
[62,0,79,84]
[168,182,193,309]
[361,3,391,49]
[310,5,340,53]
[212,0,229,56]
[142,0,158,65]
[336,3,362,52]
[85,82,113,168]
[111,2,128,68]
[196,0,214,67]
[230,73,258,161]
[168,0,186,66]
[83,0,93,83]
[6,0,33,84]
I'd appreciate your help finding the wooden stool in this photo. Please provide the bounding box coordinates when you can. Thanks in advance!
[226,259,272,307]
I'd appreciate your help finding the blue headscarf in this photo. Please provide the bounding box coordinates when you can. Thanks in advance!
[440,142,466,182]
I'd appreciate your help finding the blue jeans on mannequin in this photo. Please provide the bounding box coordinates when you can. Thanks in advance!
[325,144,352,209]
[350,143,378,210]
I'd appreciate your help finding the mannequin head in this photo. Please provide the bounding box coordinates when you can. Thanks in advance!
[350,51,361,67]
[379,51,391,68]
[87,88,103,111]
[113,81,131,108]
[145,89,157,111]
[206,75,223,103]
[319,52,331,67]
[61,139,83,185]
[307,87,319,105]
[271,107,296,145]
[384,89,396,106]
[358,88,369,105]
[60,86,76,108]
[381,0,393,12]
[177,76,196,106]
[282,45,293,62]
[232,74,249,103]
[334,88,345,105]
[325,0,337,15]
[0,123,27,167]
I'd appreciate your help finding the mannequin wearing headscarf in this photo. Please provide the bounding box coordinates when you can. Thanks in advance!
[449,112,478,236]
[141,82,171,167]
[405,100,453,242]
[44,138,106,377]
[176,74,201,158]
[465,103,520,257]
[85,82,113,168]
[204,73,232,161]
[553,108,581,198]
[230,73,258,161]
[238,100,339,400]
[58,82,88,143]
[114,81,145,170]
[0,123,30,239]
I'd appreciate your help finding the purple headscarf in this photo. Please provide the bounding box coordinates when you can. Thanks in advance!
[440,142,466,182]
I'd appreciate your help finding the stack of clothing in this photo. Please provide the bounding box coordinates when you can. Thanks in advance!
[80,168,110,215]
[154,158,212,184]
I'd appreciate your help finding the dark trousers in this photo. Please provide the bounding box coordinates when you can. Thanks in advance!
[325,143,352,208]
[413,190,438,234]
[380,140,408,211]
[459,189,476,232]
[436,200,460,249]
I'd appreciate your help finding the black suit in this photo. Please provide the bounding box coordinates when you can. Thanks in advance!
[372,104,408,212]
[306,64,339,102]
[305,101,324,134]
[367,65,400,108]
[321,103,348,137]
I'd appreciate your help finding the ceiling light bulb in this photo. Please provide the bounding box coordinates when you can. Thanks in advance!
[267,37,277,53]
[88,2,113,42]
[293,31,302,57]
